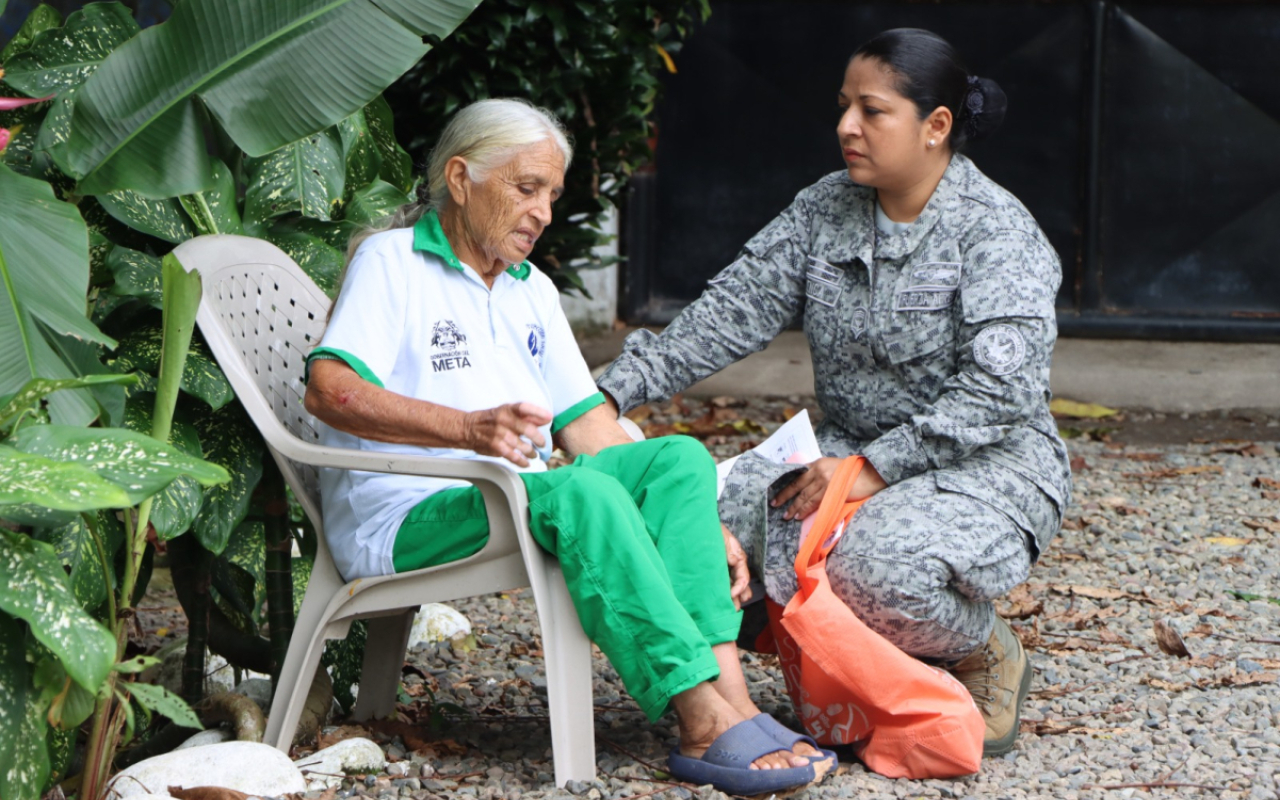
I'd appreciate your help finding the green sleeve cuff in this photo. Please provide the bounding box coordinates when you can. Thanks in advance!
[305,347,385,388]
[551,392,605,434]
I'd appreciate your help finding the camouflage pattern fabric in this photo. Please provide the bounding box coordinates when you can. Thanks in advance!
[601,155,1072,661]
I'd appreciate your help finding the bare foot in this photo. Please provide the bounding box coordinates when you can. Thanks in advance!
[673,685,811,771]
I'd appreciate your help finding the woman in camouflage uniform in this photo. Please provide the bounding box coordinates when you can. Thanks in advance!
[597,28,1071,756]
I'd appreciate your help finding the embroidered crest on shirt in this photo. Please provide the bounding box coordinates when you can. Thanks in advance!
[973,324,1026,376]
[430,320,472,372]
[850,306,869,338]
[526,323,546,368]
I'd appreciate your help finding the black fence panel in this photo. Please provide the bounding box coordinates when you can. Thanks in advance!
[624,0,1280,341]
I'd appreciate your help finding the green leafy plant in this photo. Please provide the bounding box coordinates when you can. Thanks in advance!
[0,1,482,795]
[384,0,711,294]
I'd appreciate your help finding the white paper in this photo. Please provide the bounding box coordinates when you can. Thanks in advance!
[716,409,820,497]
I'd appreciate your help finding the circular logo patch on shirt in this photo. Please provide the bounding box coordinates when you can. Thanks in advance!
[973,324,1026,376]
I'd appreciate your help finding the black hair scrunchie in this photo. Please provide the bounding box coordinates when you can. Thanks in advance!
[962,75,986,141]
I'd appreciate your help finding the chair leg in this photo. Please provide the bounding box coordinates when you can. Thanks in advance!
[350,609,418,722]
[265,620,338,751]
[535,560,597,786]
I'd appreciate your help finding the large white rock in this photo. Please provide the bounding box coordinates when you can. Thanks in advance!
[106,741,304,799]
[408,603,472,648]
[173,728,233,750]
[294,737,386,788]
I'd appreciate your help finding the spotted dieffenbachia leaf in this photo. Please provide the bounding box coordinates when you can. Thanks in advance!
[0,612,52,800]
[177,158,244,236]
[96,190,195,244]
[345,179,413,226]
[191,404,263,556]
[0,531,116,693]
[6,424,229,506]
[0,374,138,435]
[108,326,234,410]
[106,245,163,308]
[124,681,202,731]
[32,510,124,611]
[244,129,346,226]
[0,445,130,512]
[123,393,204,540]
[264,223,344,298]
[337,109,381,204]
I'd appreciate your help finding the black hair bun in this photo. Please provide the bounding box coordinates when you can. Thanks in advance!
[959,76,1007,145]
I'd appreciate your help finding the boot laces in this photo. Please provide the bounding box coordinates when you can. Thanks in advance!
[955,645,1001,711]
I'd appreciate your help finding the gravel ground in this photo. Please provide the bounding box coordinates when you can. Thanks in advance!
[301,396,1280,800]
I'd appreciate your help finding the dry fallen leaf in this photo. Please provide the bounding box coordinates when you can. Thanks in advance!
[1206,671,1277,689]
[1070,456,1089,472]
[1144,677,1190,692]
[997,584,1044,620]
[1100,451,1164,462]
[169,788,250,800]
[1205,536,1252,546]
[1061,517,1084,531]
[1242,519,1280,534]
[1021,718,1086,735]
[1051,399,1119,419]
[1124,465,1224,480]
[1153,619,1191,658]
[1053,584,1127,601]
[625,404,655,423]
[1098,627,1129,645]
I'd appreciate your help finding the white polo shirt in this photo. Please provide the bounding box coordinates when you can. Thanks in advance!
[306,210,603,580]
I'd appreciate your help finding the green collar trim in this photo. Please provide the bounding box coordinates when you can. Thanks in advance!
[412,209,532,281]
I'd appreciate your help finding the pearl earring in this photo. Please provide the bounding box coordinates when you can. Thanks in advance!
[928,139,936,147]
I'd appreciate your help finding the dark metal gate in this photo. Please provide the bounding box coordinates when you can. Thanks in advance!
[622,1,1280,341]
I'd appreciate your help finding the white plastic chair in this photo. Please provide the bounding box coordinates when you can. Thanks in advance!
[172,235,596,785]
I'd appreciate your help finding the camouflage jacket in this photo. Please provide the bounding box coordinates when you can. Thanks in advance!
[598,155,1072,555]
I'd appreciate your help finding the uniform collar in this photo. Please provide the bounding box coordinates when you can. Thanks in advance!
[872,154,972,261]
[412,208,532,281]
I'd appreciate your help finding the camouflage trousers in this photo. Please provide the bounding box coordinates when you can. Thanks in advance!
[720,451,1059,663]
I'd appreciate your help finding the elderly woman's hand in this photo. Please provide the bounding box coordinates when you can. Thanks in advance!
[463,402,553,467]
[771,457,887,521]
[722,524,752,609]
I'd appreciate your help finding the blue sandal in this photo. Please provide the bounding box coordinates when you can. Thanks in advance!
[667,718,818,795]
[752,712,839,766]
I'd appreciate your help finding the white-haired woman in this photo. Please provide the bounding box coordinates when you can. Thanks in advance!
[304,99,833,795]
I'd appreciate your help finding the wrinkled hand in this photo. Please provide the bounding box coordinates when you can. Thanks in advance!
[770,457,888,521]
[722,525,752,609]
[463,402,553,467]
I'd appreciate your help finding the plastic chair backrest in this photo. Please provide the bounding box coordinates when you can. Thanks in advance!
[175,236,333,524]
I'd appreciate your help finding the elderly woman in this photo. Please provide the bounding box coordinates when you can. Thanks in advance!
[598,29,1072,756]
[303,99,832,795]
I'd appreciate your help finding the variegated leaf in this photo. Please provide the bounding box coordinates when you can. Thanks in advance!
[6,424,230,505]
[0,3,62,61]
[0,445,130,512]
[0,613,52,800]
[345,179,413,226]
[33,655,96,730]
[106,246,162,308]
[0,374,138,435]
[108,327,234,410]
[365,94,415,193]
[96,190,195,244]
[1,4,137,97]
[244,129,346,226]
[264,224,345,299]
[33,510,125,611]
[177,158,244,236]
[123,392,204,540]
[191,404,263,556]
[337,109,382,203]
[213,522,264,635]
[0,530,116,692]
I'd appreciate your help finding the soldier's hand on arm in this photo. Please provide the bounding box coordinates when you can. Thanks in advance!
[772,457,887,520]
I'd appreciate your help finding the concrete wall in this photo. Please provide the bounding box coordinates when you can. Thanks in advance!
[559,207,618,332]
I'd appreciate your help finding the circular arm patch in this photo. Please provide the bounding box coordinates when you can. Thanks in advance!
[973,323,1026,376]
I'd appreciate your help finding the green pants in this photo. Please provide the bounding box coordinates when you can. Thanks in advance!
[393,436,743,720]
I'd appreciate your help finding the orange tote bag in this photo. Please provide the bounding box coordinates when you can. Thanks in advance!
[764,456,985,779]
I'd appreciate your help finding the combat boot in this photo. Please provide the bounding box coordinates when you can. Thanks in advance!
[948,615,1032,756]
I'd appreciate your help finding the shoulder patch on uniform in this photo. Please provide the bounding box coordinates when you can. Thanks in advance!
[973,324,1026,376]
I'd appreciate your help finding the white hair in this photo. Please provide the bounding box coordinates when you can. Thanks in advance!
[343,98,572,264]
